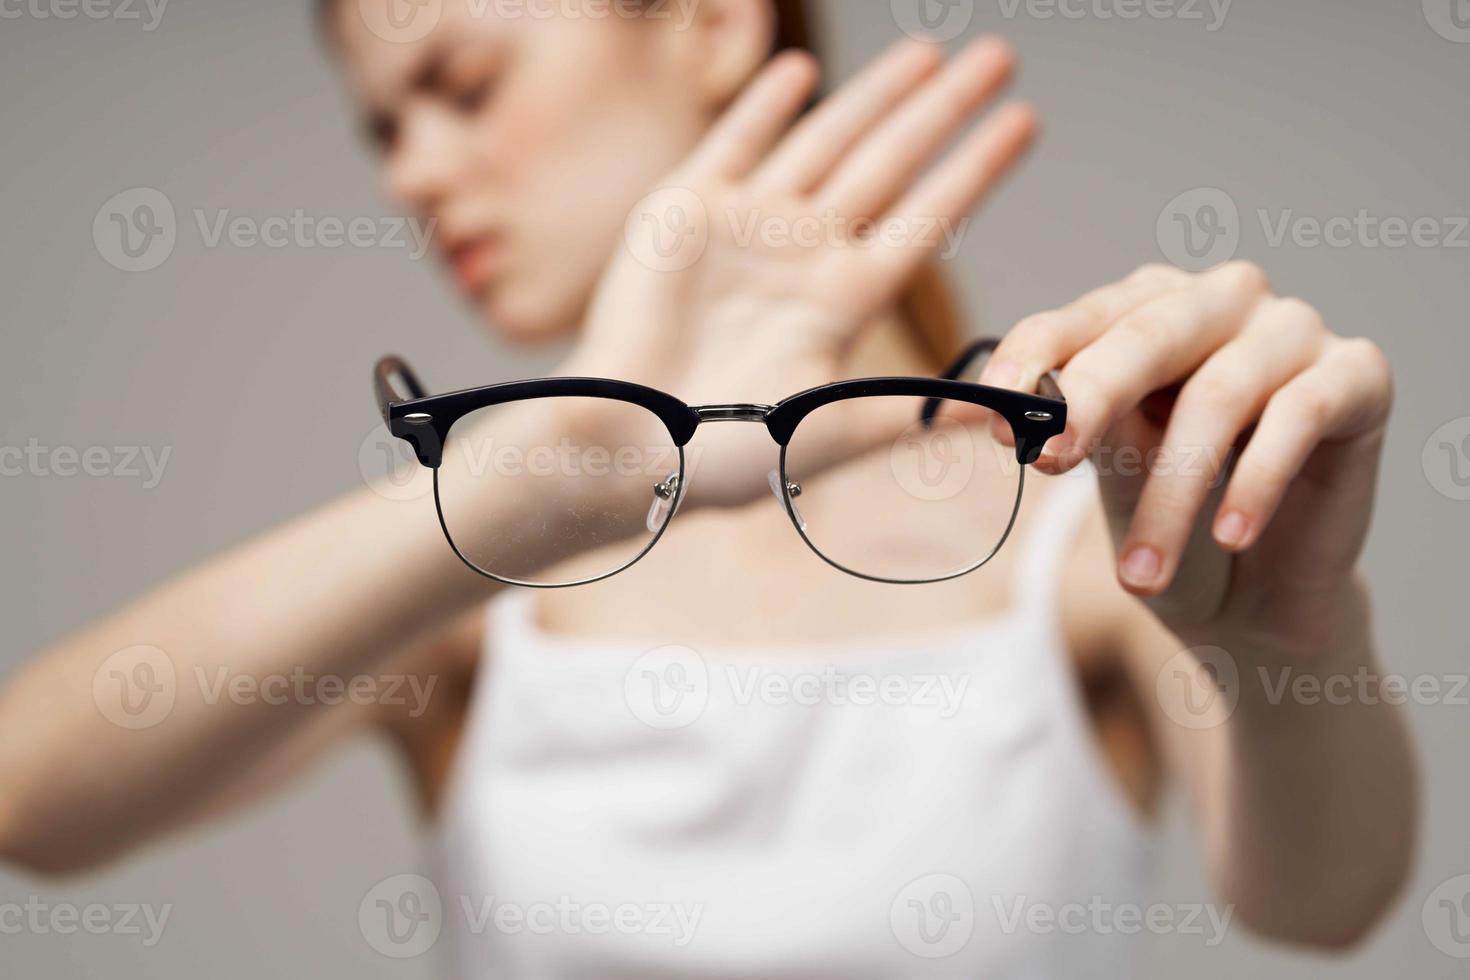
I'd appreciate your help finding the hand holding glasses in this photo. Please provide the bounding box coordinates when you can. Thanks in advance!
[375,339,1066,588]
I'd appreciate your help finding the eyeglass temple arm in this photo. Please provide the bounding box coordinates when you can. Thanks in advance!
[920,337,1066,428]
[374,356,430,425]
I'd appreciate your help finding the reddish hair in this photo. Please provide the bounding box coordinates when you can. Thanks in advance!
[764,0,964,369]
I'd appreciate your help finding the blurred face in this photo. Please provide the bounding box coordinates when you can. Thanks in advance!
[333,1,717,343]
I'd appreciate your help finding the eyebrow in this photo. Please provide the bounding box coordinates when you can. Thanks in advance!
[412,43,452,92]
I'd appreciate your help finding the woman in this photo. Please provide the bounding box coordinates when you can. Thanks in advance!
[0,0,1417,976]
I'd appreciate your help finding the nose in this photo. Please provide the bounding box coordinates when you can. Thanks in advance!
[384,105,470,212]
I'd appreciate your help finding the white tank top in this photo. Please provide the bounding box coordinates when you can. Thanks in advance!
[433,468,1156,978]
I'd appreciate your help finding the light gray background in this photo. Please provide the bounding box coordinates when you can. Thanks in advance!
[1,0,1467,976]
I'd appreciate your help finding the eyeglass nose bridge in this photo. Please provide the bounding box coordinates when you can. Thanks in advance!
[693,404,776,425]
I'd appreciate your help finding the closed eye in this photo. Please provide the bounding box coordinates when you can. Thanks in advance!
[448,77,495,115]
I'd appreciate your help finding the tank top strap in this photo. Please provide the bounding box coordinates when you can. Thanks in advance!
[1011,463,1100,621]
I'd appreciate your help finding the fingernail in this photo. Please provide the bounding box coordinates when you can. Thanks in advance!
[1215,511,1250,549]
[980,358,1020,388]
[1120,546,1162,590]
[1040,426,1075,466]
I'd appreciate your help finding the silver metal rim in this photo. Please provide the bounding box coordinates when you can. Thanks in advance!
[776,445,1026,586]
[433,445,687,590]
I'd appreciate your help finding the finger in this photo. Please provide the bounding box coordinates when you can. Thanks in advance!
[749,39,944,195]
[1113,299,1328,593]
[1212,337,1393,554]
[979,264,1193,393]
[860,101,1037,287]
[975,264,1190,452]
[681,51,821,181]
[1041,261,1272,474]
[816,35,1015,219]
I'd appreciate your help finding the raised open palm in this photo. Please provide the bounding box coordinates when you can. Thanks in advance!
[569,37,1035,411]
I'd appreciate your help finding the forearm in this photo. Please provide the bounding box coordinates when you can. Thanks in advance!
[0,405,601,872]
[1191,580,1418,947]
[0,485,482,871]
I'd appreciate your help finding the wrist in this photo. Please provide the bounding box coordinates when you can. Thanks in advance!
[1205,577,1391,718]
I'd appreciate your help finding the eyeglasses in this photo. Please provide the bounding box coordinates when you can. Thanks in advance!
[374,338,1066,588]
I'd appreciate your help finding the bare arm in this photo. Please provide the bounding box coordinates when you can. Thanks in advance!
[149,607,485,846]
[0,436,546,874]
[1118,572,1416,948]
[994,263,1417,947]
[0,337,652,872]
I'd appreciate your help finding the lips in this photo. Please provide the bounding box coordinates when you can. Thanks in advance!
[445,236,501,294]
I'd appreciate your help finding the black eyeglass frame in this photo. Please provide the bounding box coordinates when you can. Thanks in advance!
[374,337,1067,587]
